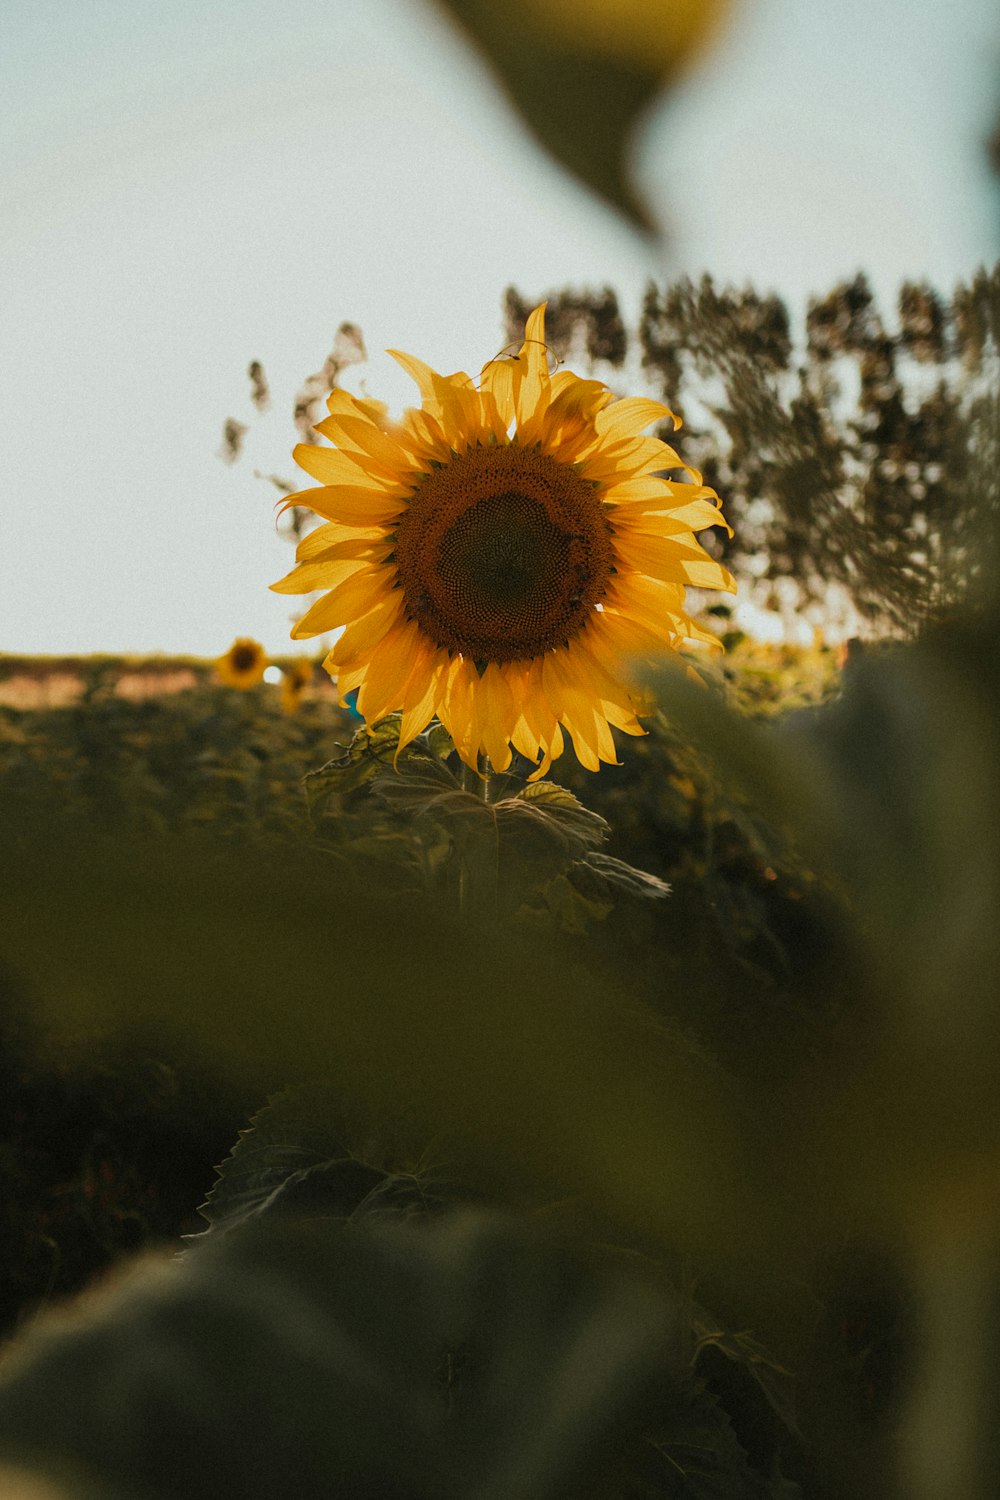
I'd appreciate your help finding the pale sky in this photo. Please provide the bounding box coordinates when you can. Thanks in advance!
[1,0,997,657]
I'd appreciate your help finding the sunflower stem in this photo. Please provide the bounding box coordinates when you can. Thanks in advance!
[458,754,496,918]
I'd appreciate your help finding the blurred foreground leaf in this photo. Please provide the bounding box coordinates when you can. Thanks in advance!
[1,821,775,1284]
[435,0,731,227]
[652,609,1000,1500]
[0,1212,699,1500]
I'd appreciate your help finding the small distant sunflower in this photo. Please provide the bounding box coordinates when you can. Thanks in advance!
[216,637,268,689]
[280,657,313,715]
[272,305,734,776]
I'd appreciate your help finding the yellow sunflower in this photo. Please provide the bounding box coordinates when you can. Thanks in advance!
[271,305,734,777]
[216,637,268,689]
[280,657,314,715]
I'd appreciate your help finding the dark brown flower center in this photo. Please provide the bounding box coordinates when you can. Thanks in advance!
[232,645,259,672]
[393,445,613,663]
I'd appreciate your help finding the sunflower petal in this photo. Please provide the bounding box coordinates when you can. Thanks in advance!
[355,619,421,722]
[293,442,402,490]
[284,485,406,526]
[295,521,387,561]
[270,557,368,596]
[396,648,448,754]
[478,663,514,772]
[325,592,404,659]
[594,397,676,443]
[478,357,516,432]
[314,414,415,479]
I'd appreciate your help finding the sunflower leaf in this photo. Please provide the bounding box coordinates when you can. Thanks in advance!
[522,871,615,934]
[426,721,457,761]
[693,1319,800,1443]
[370,756,490,826]
[509,780,610,852]
[576,851,672,902]
[195,1091,372,1239]
[639,1379,789,1500]
[303,716,416,810]
[196,1086,452,1240]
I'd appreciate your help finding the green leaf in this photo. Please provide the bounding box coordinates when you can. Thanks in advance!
[641,1380,779,1500]
[2,824,756,1275]
[369,755,475,820]
[302,719,402,810]
[524,871,614,934]
[579,852,672,902]
[0,1211,700,1500]
[196,1086,458,1240]
[505,780,610,857]
[435,0,662,228]
[693,1318,800,1450]
[426,722,457,761]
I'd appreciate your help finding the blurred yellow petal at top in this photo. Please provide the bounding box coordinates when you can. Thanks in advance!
[518,0,732,76]
[273,304,734,779]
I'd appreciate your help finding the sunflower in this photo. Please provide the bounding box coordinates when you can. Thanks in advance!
[271,305,734,777]
[216,637,268,689]
[280,658,314,715]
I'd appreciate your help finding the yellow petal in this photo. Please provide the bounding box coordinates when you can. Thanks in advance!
[329,593,405,666]
[330,660,365,699]
[321,388,378,425]
[270,557,368,596]
[543,650,619,770]
[522,303,548,363]
[478,662,515,772]
[396,647,448,754]
[539,375,614,462]
[620,551,737,591]
[605,573,687,631]
[612,528,734,583]
[292,567,397,639]
[388,350,459,414]
[293,442,399,489]
[314,414,415,480]
[398,405,452,464]
[296,534,394,566]
[610,493,731,537]
[439,656,480,767]
[527,722,565,782]
[600,476,681,505]
[295,521,386,561]
[478,356,516,432]
[284,484,406,526]
[594,396,675,443]
[565,632,644,735]
[356,619,421,722]
[513,303,551,443]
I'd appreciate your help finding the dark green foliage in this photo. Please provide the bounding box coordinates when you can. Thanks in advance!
[298,711,671,926]
[0,665,354,842]
[192,1091,805,1498]
[504,266,1000,634]
[6,621,987,1495]
[0,963,252,1341]
[195,1085,460,1240]
[1,1211,776,1500]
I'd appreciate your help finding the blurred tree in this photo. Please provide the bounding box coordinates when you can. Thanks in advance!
[506,266,1000,636]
